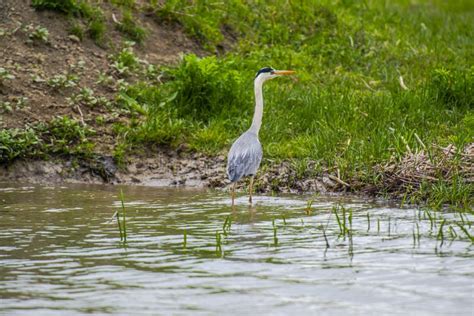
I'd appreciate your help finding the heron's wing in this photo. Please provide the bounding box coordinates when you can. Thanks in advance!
[227,133,263,182]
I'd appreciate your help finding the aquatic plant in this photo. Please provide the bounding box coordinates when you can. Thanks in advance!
[455,223,474,243]
[215,231,222,255]
[448,225,457,240]
[425,210,434,232]
[115,210,123,241]
[183,228,187,249]
[305,199,314,215]
[272,219,278,246]
[348,208,353,231]
[415,222,420,246]
[333,205,351,237]
[222,215,232,236]
[333,206,343,235]
[318,224,330,249]
[119,189,127,242]
[437,219,446,247]
[388,216,391,237]
[366,212,370,231]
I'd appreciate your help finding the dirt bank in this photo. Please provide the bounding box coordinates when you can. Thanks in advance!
[0,0,205,152]
[0,151,333,193]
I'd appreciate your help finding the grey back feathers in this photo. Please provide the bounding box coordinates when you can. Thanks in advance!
[227,131,263,183]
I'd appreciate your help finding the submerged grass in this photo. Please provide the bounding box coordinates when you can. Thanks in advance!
[183,228,187,249]
[319,224,330,249]
[119,189,127,242]
[272,219,278,246]
[222,215,232,236]
[215,230,222,255]
[456,223,474,243]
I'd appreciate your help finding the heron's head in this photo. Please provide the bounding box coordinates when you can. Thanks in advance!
[255,67,296,82]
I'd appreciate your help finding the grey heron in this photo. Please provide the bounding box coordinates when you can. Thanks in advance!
[227,67,295,205]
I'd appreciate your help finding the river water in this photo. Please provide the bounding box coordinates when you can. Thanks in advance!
[0,183,473,315]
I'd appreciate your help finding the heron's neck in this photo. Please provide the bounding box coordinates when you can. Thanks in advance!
[249,77,264,134]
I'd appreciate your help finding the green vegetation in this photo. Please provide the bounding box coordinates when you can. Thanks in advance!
[31,0,80,14]
[215,230,222,254]
[0,67,15,85]
[69,22,85,41]
[26,25,50,43]
[37,116,96,156]
[116,0,472,208]
[0,128,42,163]
[116,10,147,44]
[31,0,107,45]
[272,219,278,246]
[4,1,472,207]
[47,73,79,90]
[110,43,142,76]
[0,116,95,163]
[111,0,136,8]
[183,228,187,249]
[118,189,128,242]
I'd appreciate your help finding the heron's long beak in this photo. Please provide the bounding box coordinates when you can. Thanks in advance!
[273,70,296,76]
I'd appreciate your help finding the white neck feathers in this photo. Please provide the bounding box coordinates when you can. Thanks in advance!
[249,76,265,134]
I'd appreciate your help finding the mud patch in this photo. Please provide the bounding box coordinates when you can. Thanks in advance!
[0,150,335,194]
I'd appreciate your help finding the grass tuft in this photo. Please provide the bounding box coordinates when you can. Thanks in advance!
[116,10,147,44]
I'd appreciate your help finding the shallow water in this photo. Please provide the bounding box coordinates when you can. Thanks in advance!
[0,183,473,315]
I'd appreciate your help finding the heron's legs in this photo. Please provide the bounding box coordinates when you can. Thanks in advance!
[231,182,236,206]
[249,176,254,204]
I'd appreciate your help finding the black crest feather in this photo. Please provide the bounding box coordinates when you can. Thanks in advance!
[255,67,274,78]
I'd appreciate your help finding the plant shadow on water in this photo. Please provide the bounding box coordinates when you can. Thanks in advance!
[0,183,473,315]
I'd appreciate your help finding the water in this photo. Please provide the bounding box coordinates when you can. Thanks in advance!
[0,183,473,315]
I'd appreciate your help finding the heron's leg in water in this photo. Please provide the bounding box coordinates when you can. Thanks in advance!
[249,176,254,204]
[231,182,236,206]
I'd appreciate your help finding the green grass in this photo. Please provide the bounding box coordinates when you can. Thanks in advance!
[0,116,95,163]
[31,0,80,14]
[32,0,107,45]
[116,10,147,44]
[112,0,473,207]
[0,67,15,85]
[10,0,474,207]
[119,189,127,242]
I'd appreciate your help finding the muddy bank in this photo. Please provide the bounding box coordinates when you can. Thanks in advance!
[1,144,472,202]
[0,151,223,188]
[0,150,337,194]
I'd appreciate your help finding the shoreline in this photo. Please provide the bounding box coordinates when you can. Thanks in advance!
[1,145,472,209]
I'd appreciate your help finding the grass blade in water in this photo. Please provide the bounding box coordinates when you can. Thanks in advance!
[183,228,187,249]
[215,231,222,255]
[273,219,278,246]
[437,219,446,248]
[319,224,330,249]
[456,223,474,243]
[116,210,123,241]
[120,189,127,242]
[333,206,343,235]
[367,212,370,232]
